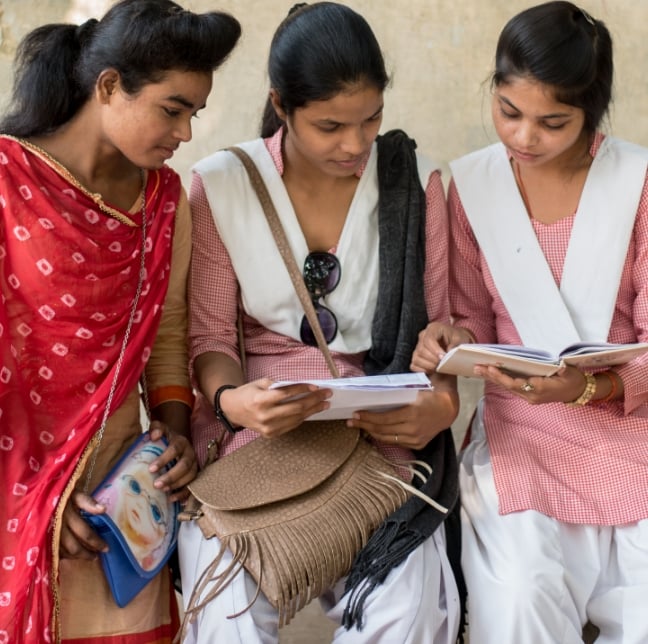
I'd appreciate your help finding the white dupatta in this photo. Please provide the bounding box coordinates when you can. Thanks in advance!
[450,137,647,356]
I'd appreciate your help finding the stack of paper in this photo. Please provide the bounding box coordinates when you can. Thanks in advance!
[270,372,432,420]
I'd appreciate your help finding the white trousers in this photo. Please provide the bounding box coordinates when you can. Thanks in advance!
[461,406,648,644]
[178,520,460,644]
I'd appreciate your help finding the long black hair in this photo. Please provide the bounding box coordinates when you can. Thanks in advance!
[493,1,613,134]
[260,2,389,137]
[0,0,241,137]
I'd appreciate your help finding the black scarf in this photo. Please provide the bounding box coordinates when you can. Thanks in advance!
[363,129,428,375]
[344,130,466,641]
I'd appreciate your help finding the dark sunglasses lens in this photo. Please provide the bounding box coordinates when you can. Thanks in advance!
[303,252,341,297]
[300,303,338,346]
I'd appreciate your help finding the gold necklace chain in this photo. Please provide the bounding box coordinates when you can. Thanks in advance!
[3,135,141,227]
[83,182,148,492]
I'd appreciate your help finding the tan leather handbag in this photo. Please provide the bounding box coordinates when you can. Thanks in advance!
[184,420,409,628]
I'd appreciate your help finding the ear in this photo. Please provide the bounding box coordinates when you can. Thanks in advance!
[96,69,121,103]
[269,89,287,121]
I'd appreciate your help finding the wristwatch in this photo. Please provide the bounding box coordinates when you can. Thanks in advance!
[213,384,242,433]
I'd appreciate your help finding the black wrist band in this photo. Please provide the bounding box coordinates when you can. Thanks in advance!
[213,384,242,434]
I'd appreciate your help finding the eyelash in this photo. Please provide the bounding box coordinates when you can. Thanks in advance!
[319,113,382,133]
[163,108,200,121]
[499,109,566,130]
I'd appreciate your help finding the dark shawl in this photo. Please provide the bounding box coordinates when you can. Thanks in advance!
[344,130,466,641]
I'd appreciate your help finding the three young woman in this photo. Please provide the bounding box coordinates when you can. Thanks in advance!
[413,2,648,642]
[0,1,240,642]
[3,1,645,642]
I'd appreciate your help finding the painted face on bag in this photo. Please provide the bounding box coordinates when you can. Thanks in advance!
[117,466,168,569]
[101,69,213,169]
[278,82,383,178]
[492,76,587,168]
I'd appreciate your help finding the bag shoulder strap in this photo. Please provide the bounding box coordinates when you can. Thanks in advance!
[228,145,340,379]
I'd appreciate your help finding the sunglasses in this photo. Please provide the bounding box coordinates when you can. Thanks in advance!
[299,251,341,346]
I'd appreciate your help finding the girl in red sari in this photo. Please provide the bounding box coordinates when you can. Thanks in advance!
[0,1,240,642]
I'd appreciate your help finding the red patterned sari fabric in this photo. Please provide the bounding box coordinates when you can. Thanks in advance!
[0,136,181,643]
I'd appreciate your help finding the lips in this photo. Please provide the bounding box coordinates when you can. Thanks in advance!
[159,145,178,159]
[334,155,365,170]
[510,148,539,162]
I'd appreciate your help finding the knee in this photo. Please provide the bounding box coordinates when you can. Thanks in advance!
[470,565,566,618]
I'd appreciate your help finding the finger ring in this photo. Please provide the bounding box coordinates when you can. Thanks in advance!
[521,382,534,392]
[394,434,399,443]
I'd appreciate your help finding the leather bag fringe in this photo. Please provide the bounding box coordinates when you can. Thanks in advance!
[180,421,410,633]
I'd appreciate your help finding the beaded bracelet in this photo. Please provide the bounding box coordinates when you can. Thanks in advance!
[566,372,597,407]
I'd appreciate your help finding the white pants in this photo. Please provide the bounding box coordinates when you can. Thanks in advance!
[178,520,460,644]
[461,406,648,644]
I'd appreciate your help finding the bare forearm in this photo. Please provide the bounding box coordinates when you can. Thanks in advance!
[151,400,192,438]
[194,351,245,404]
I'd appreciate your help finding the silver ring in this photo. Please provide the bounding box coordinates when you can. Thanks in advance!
[394,434,399,443]
[521,382,534,393]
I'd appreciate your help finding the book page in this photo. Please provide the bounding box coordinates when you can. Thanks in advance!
[436,344,561,378]
[437,341,648,379]
[270,372,432,420]
[562,342,648,369]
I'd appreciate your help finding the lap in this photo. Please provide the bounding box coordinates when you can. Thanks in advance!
[178,521,460,644]
[460,419,648,644]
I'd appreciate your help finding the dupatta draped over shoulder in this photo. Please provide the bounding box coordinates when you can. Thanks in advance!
[0,136,181,643]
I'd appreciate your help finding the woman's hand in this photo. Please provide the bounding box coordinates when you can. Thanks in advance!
[59,490,108,560]
[219,378,333,438]
[474,363,589,404]
[411,322,475,374]
[347,386,459,450]
[148,421,197,502]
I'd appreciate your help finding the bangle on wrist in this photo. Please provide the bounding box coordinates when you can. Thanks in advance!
[213,384,242,433]
[591,370,618,404]
[566,372,596,407]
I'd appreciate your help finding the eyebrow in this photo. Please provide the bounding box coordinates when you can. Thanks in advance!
[318,104,384,125]
[165,94,206,111]
[497,94,572,119]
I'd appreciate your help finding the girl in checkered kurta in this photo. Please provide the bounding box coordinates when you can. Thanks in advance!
[180,4,462,643]
[412,3,648,642]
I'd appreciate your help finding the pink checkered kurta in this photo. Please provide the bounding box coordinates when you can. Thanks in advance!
[449,134,648,525]
[188,130,450,467]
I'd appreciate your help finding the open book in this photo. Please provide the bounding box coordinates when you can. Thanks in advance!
[436,341,648,378]
[270,372,432,420]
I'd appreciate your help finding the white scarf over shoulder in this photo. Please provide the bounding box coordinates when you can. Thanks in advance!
[194,138,380,353]
[450,136,648,355]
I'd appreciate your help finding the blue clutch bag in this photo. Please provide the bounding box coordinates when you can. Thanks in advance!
[84,433,179,607]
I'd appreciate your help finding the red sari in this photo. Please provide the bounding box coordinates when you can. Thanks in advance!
[0,137,181,643]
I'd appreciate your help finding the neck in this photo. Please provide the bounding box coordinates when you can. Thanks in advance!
[29,109,138,189]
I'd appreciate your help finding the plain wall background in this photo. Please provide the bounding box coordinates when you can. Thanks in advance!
[1,0,646,189]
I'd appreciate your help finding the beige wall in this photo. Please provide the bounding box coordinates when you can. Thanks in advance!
[1,0,646,188]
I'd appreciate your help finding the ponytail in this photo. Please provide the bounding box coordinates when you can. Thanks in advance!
[1,24,89,137]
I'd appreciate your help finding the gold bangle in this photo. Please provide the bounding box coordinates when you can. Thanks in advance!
[566,372,597,407]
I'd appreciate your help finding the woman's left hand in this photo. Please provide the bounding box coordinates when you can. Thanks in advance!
[474,363,589,404]
[147,421,198,502]
[346,388,459,450]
